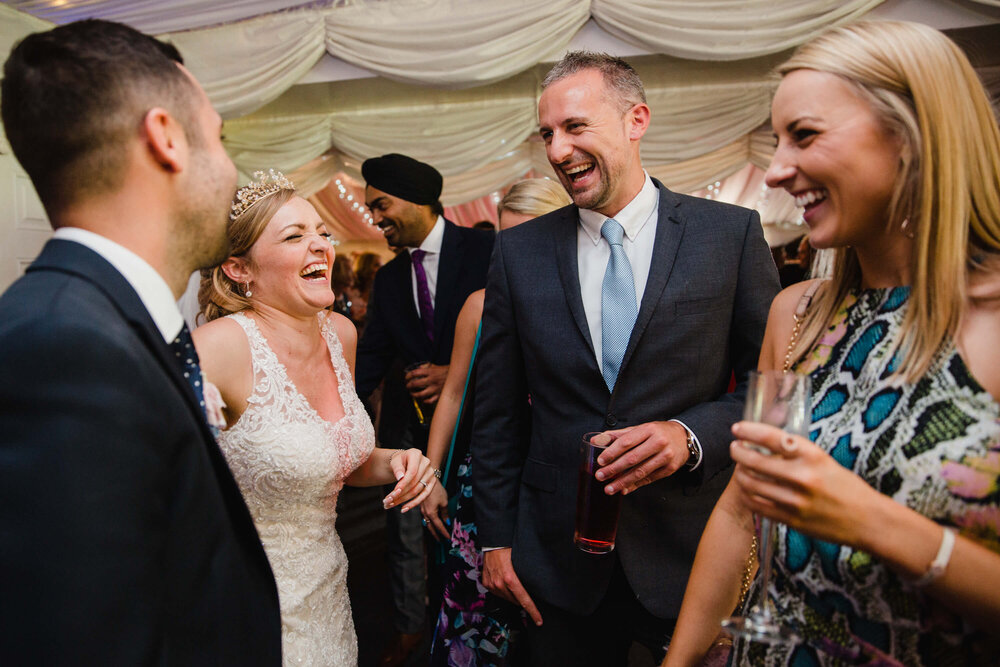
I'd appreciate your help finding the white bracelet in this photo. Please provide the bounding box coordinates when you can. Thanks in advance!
[913,526,956,587]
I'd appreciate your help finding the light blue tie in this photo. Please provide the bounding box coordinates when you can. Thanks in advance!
[600,218,638,391]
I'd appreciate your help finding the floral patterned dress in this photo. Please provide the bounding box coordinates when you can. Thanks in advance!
[736,287,1000,666]
[430,329,526,666]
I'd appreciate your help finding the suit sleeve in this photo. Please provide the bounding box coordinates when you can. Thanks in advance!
[0,320,180,663]
[674,209,780,481]
[355,276,397,401]
[472,232,529,548]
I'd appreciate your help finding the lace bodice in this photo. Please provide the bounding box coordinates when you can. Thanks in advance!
[218,311,375,666]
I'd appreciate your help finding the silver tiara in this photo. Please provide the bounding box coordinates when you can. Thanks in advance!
[230,169,295,220]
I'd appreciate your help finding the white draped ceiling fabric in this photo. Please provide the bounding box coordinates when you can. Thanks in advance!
[3,0,997,246]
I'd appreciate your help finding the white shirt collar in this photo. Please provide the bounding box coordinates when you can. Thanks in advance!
[408,216,445,256]
[579,173,658,245]
[53,227,184,343]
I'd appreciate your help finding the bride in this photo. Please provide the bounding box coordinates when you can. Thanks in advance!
[195,170,435,665]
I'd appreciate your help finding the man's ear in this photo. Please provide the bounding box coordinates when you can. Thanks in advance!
[628,103,651,142]
[143,107,185,173]
[221,256,250,284]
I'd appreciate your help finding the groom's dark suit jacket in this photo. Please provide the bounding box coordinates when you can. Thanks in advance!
[356,219,494,448]
[474,180,780,618]
[0,240,281,665]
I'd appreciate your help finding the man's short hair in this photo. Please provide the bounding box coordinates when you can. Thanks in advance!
[542,51,646,112]
[1,19,199,215]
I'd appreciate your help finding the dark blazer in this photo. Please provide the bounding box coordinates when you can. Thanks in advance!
[0,240,281,665]
[473,180,780,619]
[356,219,494,447]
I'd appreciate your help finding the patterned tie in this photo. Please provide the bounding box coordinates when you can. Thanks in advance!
[169,323,211,428]
[600,218,638,391]
[411,249,435,342]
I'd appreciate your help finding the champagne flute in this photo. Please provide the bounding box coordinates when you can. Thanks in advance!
[721,370,810,645]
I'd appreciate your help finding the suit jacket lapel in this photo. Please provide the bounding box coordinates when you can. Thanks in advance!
[31,240,271,560]
[553,208,596,359]
[432,220,462,352]
[32,241,213,439]
[384,251,425,349]
[618,181,684,378]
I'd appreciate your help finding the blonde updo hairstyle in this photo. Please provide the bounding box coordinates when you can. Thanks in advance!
[498,178,572,219]
[780,21,1000,380]
[198,186,297,322]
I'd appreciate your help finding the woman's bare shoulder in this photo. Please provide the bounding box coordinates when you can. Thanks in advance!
[759,279,826,371]
[324,311,357,346]
[962,268,1000,400]
[771,279,825,320]
[192,315,245,350]
[192,315,251,374]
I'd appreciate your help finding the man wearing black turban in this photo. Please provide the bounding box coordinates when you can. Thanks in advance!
[356,154,494,665]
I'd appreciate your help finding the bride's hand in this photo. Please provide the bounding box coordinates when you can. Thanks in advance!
[384,448,434,512]
[420,481,451,541]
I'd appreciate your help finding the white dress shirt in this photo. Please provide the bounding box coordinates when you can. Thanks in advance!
[577,173,659,363]
[576,173,702,469]
[408,215,445,311]
[53,227,184,344]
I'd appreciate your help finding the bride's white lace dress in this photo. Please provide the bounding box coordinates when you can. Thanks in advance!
[218,311,374,666]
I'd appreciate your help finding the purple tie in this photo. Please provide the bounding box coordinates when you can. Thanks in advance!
[411,249,435,342]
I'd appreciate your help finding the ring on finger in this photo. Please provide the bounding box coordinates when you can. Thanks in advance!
[419,480,429,489]
[781,434,799,454]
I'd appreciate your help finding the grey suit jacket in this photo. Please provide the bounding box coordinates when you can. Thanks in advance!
[472,179,780,618]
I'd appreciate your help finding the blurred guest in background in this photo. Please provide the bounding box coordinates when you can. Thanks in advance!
[772,234,813,288]
[196,170,435,665]
[330,254,355,321]
[350,251,383,330]
[356,153,495,665]
[666,21,1000,666]
[422,178,571,666]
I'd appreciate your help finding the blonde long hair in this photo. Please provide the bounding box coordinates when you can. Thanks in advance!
[498,178,571,219]
[198,187,296,322]
[781,21,1000,379]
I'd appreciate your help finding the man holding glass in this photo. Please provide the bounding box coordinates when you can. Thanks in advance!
[357,154,494,664]
[472,52,780,665]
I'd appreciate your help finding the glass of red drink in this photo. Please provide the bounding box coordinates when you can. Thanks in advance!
[574,432,623,554]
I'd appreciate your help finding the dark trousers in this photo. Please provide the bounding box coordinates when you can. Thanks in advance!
[523,557,674,667]
[385,417,429,634]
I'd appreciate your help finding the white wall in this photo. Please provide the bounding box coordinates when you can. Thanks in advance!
[0,130,51,294]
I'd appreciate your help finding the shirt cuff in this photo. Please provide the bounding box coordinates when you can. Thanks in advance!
[482,546,505,552]
[669,419,702,471]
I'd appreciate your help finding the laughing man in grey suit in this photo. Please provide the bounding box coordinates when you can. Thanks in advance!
[473,52,780,665]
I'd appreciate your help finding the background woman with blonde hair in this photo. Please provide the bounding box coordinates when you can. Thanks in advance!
[422,178,571,666]
[665,21,1000,666]
[195,171,435,665]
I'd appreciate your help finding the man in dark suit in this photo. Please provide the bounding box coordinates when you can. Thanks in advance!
[356,153,494,663]
[0,20,281,665]
[473,52,780,664]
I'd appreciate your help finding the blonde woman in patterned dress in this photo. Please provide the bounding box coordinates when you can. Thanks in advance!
[195,171,436,666]
[665,22,1000,666]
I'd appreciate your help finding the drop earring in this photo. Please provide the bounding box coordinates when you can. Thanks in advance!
[900,218,915,239]
[244,281,253,297]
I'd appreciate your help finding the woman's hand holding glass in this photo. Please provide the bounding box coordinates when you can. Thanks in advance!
[729,421,884,550]
[383,448,435,512]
